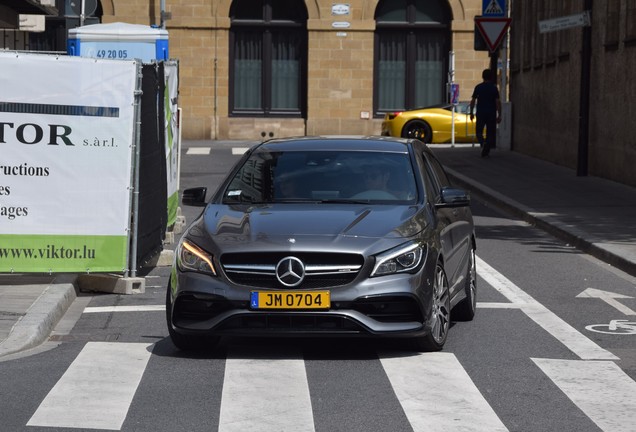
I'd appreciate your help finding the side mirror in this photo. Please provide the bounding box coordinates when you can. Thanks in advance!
[182,187,208,207]
[436,187,470,208]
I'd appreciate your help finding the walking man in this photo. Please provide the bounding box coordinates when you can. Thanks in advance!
[469,68,501,158]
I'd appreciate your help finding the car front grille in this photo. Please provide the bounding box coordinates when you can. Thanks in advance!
[216,313,365,334]
[221,252,364,289]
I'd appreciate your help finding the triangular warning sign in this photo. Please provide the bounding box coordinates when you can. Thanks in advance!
[475,17,511,52]
[484,0,504,15]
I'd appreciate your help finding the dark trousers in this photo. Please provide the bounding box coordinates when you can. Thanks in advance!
[476,113,497,156]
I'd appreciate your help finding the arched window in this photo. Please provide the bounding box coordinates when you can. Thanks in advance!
[374,0,451,114]
[229,0,308,117]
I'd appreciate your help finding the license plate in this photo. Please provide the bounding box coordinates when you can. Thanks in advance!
[250,291,330,310]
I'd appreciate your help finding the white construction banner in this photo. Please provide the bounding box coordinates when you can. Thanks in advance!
[164,61,179,228]
[0,52,138,273]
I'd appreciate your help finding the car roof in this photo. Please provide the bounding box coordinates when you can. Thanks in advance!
[256,135,418,153]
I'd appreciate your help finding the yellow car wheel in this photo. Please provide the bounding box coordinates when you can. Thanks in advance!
[402,120,432,143]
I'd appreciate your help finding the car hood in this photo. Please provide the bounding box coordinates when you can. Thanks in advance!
[186,203,429,252]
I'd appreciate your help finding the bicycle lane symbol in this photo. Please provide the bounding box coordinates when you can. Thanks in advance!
[586,320,636,335]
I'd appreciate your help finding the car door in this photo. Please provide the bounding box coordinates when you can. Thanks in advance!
[419,149,472,294]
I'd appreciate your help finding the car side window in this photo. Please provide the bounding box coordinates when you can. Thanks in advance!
[411,148,436,201]
[423,152,451,189]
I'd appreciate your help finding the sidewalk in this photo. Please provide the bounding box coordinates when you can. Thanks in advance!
[431,145,636,277]
[0,274,76,358]
[2,144,635,358]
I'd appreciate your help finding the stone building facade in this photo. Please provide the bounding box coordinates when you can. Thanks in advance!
[510,1,636,187]
[97,0,490,141]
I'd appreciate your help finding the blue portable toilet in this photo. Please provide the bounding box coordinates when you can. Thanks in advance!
[67,22,169,62]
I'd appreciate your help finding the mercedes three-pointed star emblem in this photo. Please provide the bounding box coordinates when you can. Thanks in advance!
[275,256,305,287]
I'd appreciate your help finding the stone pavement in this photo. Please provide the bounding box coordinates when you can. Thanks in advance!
[1,144,635,358]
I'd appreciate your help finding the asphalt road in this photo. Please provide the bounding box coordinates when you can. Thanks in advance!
[1,142,635,432]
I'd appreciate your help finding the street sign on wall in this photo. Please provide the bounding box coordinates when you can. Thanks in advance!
[475,17,511,52]
[539,11,590,33]
[482,0,506,17]
[450,84,460,105]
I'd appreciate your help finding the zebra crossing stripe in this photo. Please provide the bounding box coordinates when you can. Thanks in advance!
[186,147,211,155]
[533,358,636,432]
[477,257,618,361]
[219,346,315,432]
[83,305,165,313]
[27,342,152,430]
[380,352,508,432]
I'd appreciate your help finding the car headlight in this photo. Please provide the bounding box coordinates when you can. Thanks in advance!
[177,239,217,276]
[371,243,424,277]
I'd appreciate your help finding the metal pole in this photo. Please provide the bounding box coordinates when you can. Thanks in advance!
[489,49,498,82]
[501,0,511,102]
[449,51,455,147]
[129,64,144,278]
[80,0,85,26]
[577,5,592,177]
[214,57,218,139]
[160,0,166,29]
[451,105,456,147]
[176,107,182,192]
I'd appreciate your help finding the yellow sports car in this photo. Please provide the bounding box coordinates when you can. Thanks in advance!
[381,102,478,144]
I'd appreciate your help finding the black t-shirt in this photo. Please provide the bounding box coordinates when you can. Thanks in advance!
[471,82,500,116]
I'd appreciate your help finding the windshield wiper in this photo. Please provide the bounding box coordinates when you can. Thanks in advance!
[317,199,370,204]
[274,199,322,203]
[272,198,370,204]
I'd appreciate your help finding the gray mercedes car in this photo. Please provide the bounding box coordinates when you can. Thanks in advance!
[167,136,476,351]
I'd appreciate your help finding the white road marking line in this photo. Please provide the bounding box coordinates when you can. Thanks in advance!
[533,358,636,432]
[27,342,152,430]
[219,347,315,432]
[577,288,636,316]
[186,147,211,155]
[232,147,250,155]
[83,305,165,313]
[477,256,618,361]
[477,302,523,309]
[380,352,508,432]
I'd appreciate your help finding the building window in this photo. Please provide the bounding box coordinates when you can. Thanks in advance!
[229,0,307,117]
[374,0,451,115]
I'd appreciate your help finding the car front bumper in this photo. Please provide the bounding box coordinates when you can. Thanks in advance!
[168,260,437,339]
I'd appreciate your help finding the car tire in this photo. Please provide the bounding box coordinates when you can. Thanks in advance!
[411,261,451,352]
[452,247,477,321]
[165,284,219,351]
[402,120,433,143]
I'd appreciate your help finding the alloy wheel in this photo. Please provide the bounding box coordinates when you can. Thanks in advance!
[431,264,451,344]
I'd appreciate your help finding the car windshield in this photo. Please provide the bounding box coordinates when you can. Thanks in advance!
[223,150,418,204]
[455,102,470,114]
[441,102,470,114]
